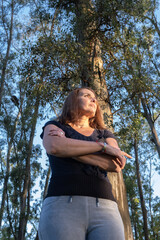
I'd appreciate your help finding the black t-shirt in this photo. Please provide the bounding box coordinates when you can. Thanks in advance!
[41,120,116,201]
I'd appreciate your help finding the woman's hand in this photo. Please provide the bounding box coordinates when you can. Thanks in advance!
[109,147,132,169]
[118,150,132,169]
[73,153,123,172]
[105,146,132,169]
[48,127,66,138]
[98,140,132,169]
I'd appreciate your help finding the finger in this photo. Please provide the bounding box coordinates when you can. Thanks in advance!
[111,159,122,172]
[48,130,58,136]
[121,151,132,159]
[49,129,65,135]
[117,155,126,168]
[114,157,123,168]
[121,156,126,169]
[59,131,65,137]
[124,153,132,159]
[56,132,64,137]
[48,130,65,137]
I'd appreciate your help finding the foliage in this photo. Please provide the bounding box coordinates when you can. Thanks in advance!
[0,0,159,239]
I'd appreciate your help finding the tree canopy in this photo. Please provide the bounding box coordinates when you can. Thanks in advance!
[0,0,159,239]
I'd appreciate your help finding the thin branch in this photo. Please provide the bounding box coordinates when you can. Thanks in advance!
[145,14,160,37]
[153,112,160,123]
[50,8,59,36]
[2,0,9,41]
[112,106,124,115]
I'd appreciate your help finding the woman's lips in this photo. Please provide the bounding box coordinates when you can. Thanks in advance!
[89,103,96,108]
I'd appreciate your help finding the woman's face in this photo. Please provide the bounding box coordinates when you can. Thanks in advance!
[77,89,97,118]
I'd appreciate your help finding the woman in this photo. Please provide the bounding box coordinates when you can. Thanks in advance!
[38,87,132,240]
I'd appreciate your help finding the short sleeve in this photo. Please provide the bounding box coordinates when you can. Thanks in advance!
[103,129,117,140]
[40,120,61,139]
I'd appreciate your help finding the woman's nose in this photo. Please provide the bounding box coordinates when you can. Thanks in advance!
[91,97,96,102]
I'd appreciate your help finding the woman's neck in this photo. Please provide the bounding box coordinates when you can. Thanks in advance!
[71,117,90,128]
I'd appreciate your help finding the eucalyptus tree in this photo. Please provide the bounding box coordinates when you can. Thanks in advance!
[1,0,159,239]
[0,0,30,230]
[115,104,160,240]
[0,0,18,224]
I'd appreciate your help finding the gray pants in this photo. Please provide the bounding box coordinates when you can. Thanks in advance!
[38,196,125,240]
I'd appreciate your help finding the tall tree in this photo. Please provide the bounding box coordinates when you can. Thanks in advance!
[52,0,134,238]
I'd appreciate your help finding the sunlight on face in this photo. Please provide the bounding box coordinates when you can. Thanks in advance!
[77,89,97,117]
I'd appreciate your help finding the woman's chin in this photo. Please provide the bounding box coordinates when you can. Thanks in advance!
[88,112,96,118]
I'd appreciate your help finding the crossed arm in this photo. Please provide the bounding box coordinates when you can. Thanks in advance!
[43,124,132,173]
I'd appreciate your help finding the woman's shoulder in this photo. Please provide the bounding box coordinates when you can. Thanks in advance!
[40,119,67,139]
[43,119,62,127]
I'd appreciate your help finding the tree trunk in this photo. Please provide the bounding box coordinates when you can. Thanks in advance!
[108,172,133,240]
[6,192,17,239]
[0,143,11,228]
[0,0,14,108]
[43,167,51,199]
[134,137,149,240]
[18,95,40,240]
[149,158,156,239]
[34,166,51,240]
[75,2,133,239]
[0,110,21,228]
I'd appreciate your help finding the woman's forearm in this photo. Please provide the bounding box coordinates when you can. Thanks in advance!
[43,124,120,158]
[43,125,131,165]
[73,153,122,172]
[44,135,103,157]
